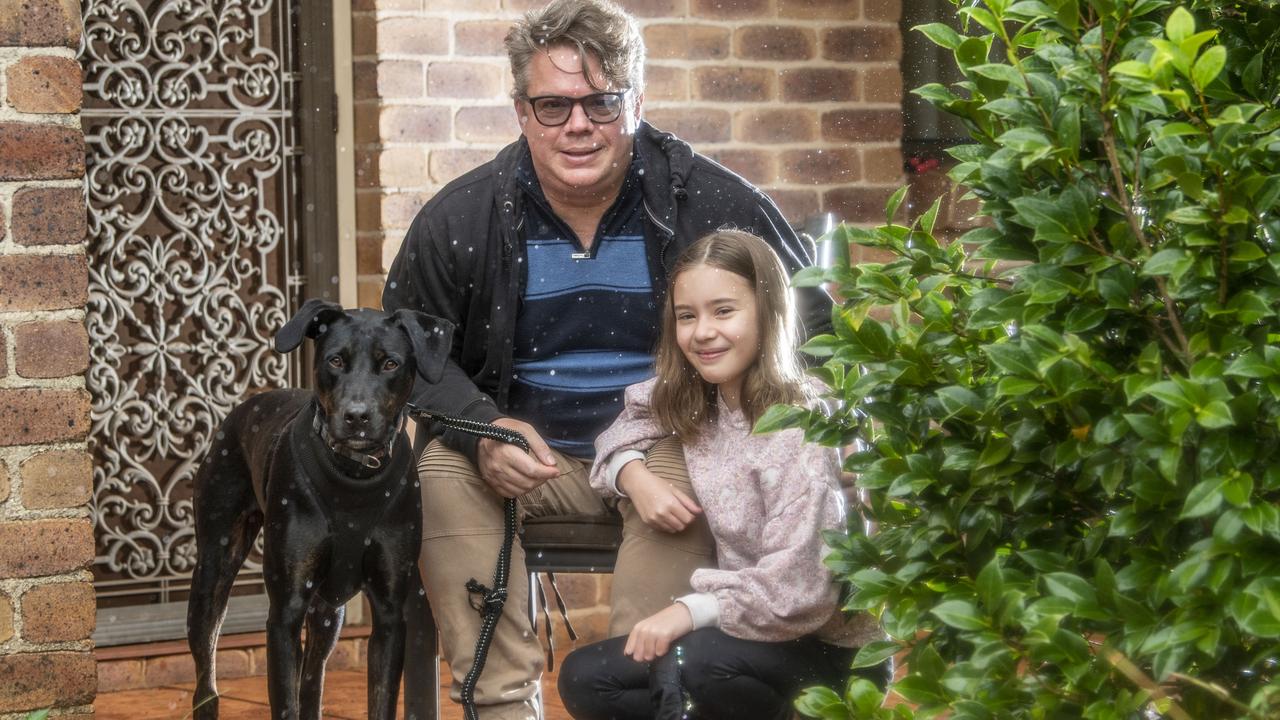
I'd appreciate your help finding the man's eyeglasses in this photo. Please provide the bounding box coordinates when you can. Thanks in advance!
[525,92,628,127]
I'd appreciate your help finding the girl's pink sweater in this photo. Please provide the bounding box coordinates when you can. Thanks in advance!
[591,377,860,643]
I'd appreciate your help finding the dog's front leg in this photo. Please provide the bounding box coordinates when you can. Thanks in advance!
[266,594,309,718]
[366,584,408,719]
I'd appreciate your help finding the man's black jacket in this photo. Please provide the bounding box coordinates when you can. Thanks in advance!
[382,121,833,461]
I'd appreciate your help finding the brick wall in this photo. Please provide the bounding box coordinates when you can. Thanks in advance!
[351,0,904,642]
[0,0,97,716]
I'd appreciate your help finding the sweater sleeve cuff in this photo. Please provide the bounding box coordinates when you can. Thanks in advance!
[604,450,646,497]
[675,593,720,630]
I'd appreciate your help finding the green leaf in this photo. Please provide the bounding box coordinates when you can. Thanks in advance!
[1165,7,1195,44]
[1195,401,1234,429]
[932,599,989,630]
[793,686,852,720]
[753,404,809,434]
[1180,478,1225,519]
[1140,380,1194,410]
[885,186,908,224]
[915,22,964,50]
[849,639,901,669]
[1191,45,1226,90]
[1043,572,1096,604]
[919,195,943,236]
[1142,248,1193,277]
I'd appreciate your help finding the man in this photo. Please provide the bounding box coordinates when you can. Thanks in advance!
[382,1,831,717]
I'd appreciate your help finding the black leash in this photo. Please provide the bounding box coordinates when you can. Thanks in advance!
[406,404,525,720]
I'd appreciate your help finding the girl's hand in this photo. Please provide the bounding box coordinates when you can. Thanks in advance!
[624,603,694,662]
[617,461,702,533]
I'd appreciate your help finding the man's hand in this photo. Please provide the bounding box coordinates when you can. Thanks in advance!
[477,418,559,498]
[617,460,702,533]
[624,603,694,663]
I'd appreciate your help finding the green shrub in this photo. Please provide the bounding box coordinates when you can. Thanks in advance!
[770,1,1280,718]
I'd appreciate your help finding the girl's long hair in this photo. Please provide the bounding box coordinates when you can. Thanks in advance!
[652,230,808,444]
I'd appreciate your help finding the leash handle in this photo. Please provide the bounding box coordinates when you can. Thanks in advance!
[404,403,523,720]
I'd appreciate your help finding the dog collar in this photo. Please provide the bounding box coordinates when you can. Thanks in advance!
[311,407,405,470]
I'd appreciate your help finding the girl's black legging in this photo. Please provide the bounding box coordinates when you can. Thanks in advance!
[557,628,879,720]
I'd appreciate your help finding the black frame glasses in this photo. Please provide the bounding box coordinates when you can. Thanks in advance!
[524,91,628,127]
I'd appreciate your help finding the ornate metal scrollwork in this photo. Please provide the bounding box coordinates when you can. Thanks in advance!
[81,0,300,597]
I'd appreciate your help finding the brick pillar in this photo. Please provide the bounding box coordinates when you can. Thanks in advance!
[0,0,98,716]
[353,0,904,638]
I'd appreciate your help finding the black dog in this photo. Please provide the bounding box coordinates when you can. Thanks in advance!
[186,299,453,719]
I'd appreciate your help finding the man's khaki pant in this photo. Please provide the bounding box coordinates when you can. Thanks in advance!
[417,436,715,720]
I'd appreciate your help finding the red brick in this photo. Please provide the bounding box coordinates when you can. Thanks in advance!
[456,20,511,56]
[327,637,362,670]
[862,65,902,102]
[429,148,494,185]
[824,185,900,222]
[377,148,428,188]
[0,591,12,643]
[20,581,95,642]
[356,190,381,233]
[358,279,384,310]
[143,653,195,687]
[379,105,451,144]
[455,105,518,143]
[216,648,253,679]
[780,68,858,102]
[644,64,688,101]
[643,24,730,61]
[862,146,905,183]
[0,122,84,180]
[616,0,682,15]
[378,17,449,55]
[645,108,732,144]
[96,658,145,692]
[735,25,816,61]
[351,13,376,56]
[707,148,776,185]
[0,0,82,47]
[5,56,82,113]
[766,188,820,227]
[355,149,378,189]
[0,388,91,446]
[779,0,860,18]
[0,253,87,311]
[781,148,861,185]
[19,448,92,509]
[690,0,771,19]
[693,67,772,102]
[382,191,431,229]
[863,0,901,21]
[8,330,76,384]
[735,108,819,143]
[357,235,384,274]
[0,651,95,712]
[354,102,380,145]
[0,518,93,577]
[822,108,902,142]
[11,186,85,245]
[378,61,425,99]
[822,25,901,61]
[429,62,503,99]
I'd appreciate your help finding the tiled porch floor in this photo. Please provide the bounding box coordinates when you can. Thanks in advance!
[95,658,573,720]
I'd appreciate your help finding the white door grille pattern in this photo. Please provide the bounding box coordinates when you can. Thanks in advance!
[80,0,302,626]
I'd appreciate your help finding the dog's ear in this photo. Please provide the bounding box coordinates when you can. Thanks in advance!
[391,309,455,384]
[275,299,346,353]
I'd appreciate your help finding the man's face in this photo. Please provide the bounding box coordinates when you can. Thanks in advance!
[516,44,642,203]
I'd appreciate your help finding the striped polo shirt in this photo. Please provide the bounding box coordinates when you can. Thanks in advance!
[507,150,659,458]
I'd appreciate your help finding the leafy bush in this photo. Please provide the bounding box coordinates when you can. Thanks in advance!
[772,1,1280,718]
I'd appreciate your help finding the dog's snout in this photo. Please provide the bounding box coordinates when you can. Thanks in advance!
[343,405,371,427]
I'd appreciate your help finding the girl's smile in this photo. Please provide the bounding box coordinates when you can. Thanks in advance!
[671,265,760,411]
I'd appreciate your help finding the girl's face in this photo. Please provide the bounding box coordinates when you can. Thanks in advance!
[671,264,760,410]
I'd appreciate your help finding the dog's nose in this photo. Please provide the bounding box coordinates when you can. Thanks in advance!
[343,405,371,427]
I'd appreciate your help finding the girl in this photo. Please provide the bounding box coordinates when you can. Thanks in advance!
[558,230,880,720]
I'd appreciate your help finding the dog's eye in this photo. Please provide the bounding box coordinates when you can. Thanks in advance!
[382,359,399,372]
[328,355,344,370]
